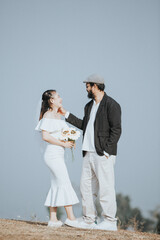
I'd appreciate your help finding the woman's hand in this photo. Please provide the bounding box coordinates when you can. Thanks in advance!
[61,141,75,148]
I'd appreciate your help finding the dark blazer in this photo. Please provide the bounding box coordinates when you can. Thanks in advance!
[66,92,122,157]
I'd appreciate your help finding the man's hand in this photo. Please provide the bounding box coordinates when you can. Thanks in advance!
[104,151,110,159]
[58,107,67,116]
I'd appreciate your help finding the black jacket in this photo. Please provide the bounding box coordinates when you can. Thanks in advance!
[66,92,122,157]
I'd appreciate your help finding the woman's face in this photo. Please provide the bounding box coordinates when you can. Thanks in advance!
[51,92,62,108]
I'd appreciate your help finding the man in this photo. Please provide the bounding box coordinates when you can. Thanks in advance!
[61,74,122,231]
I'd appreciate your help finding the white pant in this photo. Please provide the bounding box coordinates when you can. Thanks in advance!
[80,152,117,223]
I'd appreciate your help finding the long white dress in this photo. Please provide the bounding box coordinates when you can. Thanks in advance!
[35,118,79,207]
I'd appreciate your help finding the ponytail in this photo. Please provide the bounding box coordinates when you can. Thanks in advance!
[39,90,56,120]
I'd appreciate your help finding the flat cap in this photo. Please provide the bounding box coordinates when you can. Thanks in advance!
[83,74,105,84]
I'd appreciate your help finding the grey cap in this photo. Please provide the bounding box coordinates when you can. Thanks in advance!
[83,74,105,84]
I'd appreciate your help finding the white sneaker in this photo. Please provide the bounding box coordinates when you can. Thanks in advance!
[48,220,63,227]
[64,218,79,228]
[96,220,117,231]
[79,220,97,229]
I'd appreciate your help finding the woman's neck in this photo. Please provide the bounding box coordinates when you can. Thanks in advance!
[52,106,59,113]
[49,107,60,118]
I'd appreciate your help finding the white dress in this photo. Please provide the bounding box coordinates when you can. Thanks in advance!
[35,118,79,207]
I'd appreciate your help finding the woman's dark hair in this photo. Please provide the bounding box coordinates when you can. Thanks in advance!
[39,90,56,120]
[88,82,105,91]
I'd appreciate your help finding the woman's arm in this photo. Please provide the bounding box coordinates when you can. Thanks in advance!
[42,130,74,148]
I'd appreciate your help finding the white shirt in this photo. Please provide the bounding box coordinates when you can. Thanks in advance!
[65,101,110,157]
[82,101,100,152]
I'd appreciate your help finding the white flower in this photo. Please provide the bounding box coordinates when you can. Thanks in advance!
[60,127,81,141]
[59,127,81,161]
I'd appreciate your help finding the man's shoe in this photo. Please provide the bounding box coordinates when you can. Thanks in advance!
[79,220,97,229]
[48,220,63,227]
[96,220,117,231]
[64,218,79,228]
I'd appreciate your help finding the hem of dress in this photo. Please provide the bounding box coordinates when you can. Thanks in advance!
[44,200,79,207]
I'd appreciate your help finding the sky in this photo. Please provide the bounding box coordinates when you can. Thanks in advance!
[0,0,160,222]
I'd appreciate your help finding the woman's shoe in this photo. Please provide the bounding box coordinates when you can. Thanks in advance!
[48,220,63,227]
[64,218,79,228]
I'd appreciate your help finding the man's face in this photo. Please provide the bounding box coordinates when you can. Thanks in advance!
[86,83,95,99]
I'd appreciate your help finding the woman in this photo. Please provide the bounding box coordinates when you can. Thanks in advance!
[35,89,79,228]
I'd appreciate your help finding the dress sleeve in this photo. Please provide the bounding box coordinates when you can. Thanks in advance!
[35,118,68,133]
[35,118,51,132]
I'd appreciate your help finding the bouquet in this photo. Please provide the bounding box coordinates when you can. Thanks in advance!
[60,127,81,161]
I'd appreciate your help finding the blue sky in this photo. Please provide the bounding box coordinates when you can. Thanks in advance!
[0,0,160,221]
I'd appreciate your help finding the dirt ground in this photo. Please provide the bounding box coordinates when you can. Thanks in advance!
[0,219,160,240]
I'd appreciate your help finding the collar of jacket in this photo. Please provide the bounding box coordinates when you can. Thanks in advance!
[95,92,107,117]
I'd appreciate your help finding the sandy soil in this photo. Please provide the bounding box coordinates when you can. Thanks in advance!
[0,219,160,240]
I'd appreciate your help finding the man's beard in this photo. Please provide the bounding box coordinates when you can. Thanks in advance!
[87,90,95,99]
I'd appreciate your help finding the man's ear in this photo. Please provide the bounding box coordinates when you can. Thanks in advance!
[93,83,98,90]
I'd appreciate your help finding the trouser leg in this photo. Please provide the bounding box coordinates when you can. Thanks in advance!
[80,152,99,223]
[93,153,117,222]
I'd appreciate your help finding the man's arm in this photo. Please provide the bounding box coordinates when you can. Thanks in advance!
[59,107,85,130]
[66,112,84,130]
[104,102,122,154]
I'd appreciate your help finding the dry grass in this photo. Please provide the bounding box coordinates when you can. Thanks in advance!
[0,218,160,240]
